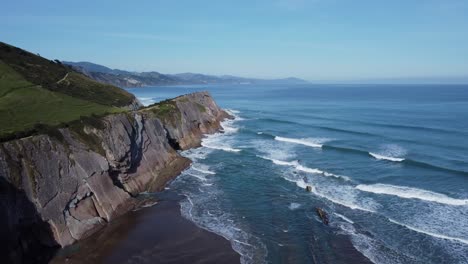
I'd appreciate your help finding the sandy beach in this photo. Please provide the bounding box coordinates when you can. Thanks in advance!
[50,193,240,264]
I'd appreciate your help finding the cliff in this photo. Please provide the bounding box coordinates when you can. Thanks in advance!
[0,91,230,263]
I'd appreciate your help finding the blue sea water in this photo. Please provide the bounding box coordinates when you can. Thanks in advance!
[127,84,468,264]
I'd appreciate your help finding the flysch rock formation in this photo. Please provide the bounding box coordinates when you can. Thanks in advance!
[0,91,230,263]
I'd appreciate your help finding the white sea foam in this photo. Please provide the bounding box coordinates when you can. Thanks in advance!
[186,172,208,182]
[334,213,354,224]
[269,158,298,167]
[192,165,216,175]
[342,224,407,264]
[283,177,310,190]
[184,148,212,160]
[288,202,302,210]
[252,138,296,162]
[388,218,468,245]
[281,175,377,212]
[176,110,268,263]
[369,152,405,162]
[179,189,267,264]
[356,184,468,206]
[258,156,350,181]
[314,191,376,212]
[201,142,242,152]
[225,109,240,114]
[369,144,406,162]
[257,132,263,135]
[274,136,324,148]
[234,239,254,247]
[198,109,242,153]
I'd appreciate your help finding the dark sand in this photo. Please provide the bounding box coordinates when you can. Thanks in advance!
[51,195,240,264]
[50,192,370,264]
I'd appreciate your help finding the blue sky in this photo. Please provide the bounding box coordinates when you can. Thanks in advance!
[2,0,468,81]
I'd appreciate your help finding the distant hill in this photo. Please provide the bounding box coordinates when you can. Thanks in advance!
[63,61,133,75]
[0,42,138,139]
[64,61,309,87]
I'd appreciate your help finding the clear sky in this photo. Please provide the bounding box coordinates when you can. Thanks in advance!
[2,0,468,81]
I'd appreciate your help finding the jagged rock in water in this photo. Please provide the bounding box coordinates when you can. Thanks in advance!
[306,185,313,192]
[316,207,329,225]
[0,91,230,263]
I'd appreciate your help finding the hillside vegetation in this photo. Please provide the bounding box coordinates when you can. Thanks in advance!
[0,42,135,140]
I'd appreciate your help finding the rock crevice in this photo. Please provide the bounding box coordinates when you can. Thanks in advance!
[0,91,229,263]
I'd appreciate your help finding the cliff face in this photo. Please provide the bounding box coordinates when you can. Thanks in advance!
[0,91,229,263]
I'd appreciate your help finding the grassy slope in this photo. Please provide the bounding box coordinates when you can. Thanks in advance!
[0,42,134,139]
[0,42,135,107]
[0,61,121,136]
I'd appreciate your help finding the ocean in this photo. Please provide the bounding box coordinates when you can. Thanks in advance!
[127,84,468,264]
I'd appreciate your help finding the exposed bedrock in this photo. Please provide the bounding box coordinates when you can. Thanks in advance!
[0,91,229,263]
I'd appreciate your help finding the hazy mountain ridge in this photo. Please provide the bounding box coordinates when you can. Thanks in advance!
[64,61,309,87]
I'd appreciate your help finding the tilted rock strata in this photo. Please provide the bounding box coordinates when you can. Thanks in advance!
[0,91,229,262]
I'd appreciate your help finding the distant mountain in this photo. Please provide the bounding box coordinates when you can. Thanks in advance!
[64,61,309,87]
[63,61,131,75]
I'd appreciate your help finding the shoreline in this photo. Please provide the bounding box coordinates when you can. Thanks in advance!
[50,192,241,264]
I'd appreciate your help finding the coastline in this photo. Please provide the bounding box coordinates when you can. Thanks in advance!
[50,192,241,264]
[0,91,232,263]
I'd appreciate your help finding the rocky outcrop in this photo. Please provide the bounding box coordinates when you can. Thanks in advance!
[316,207,329,225]
[0,91,229,263]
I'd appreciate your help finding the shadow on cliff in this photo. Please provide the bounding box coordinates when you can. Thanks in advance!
[0,177,59,264]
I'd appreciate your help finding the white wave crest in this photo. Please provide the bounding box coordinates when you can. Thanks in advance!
[333,213,354,224]
[192,165,216,175]
[356,184,468,206]
[283,177,311,190]
[201,142,241,152]
[257,156,350,181]
[389,218,468,245]
[275,136,324,148]
[225,109,240,114]
[198,109,242,153]
[186,172,208,182]
[282,176,375,212]
[369,152,405,162]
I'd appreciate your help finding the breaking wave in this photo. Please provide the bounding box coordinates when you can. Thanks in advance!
[388,218,468,245]
[257,155,350,181]
[201,142,241,152]
[281,176,376,212]
[192,165,216,175]
[369,152,405,162]
[274,136,326,148]
[334,213,354,224]
[200,109,243,153]
[356,184,468,206]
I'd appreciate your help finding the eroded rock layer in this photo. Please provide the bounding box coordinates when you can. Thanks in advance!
[0,91,229,263]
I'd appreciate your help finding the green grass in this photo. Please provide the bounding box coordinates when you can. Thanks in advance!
[0,42,136,107]
[0,83,121,137]
[143,99,181,126]
[0,61,34,96]
[0,42,135,141]
[57,72,135,107]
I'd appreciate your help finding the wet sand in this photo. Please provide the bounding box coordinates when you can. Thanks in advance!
[51,194,240,264]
